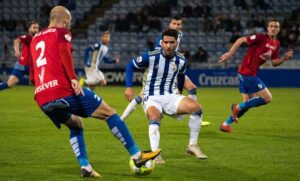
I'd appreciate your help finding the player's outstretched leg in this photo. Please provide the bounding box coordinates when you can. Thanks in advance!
[188,88,210,126]
[64,115,101,178]
[106,114,161,167]
[232,97,267,121]
[148,120,165,164]
[0,82,8,91]
[121,96,142,120]
[186,110,207,159]
[0,75,20,91]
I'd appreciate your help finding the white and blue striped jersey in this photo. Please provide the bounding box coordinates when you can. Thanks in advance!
[132,49,187,96]
[155,32,183,51]
[84,42,108,69]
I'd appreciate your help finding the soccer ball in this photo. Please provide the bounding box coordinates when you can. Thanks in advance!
[129,159,156,175]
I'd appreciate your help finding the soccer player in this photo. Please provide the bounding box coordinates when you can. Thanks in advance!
[121,16,211,127]
[0,21,39,91]
[125,28,207,164]
[219,19,294,133]
[79,31,119,90]
[29,6,161,178]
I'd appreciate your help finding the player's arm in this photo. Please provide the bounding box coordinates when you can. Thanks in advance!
[84,46,93,67]
[103,55,120,64]
[125,53,149,101]
[59,43,84,96]
[219,37,246,62]
[271,49,294,67]
[13,38,21,58]
[177,60,187,93]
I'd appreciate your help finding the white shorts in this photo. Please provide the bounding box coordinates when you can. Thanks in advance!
[142,94,185,116]
[84,67,105,85]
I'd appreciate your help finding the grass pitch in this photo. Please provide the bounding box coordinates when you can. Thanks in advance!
[0,86,299,181]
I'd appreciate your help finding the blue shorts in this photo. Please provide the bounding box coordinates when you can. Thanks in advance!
[11,61,29,80]
[40,88,102,129]
[238,73,266,94]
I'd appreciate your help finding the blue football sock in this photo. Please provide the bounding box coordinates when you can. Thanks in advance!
[239,97,267,110]
[225,116,234,125]
[188,88,197,95]
[0,83,8,91]
[69,128,89,167]
[237,108,249,118]
[107,114,140,156]
[135,96,142,104]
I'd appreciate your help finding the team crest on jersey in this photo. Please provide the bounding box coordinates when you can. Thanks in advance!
[64,34,71,42]
[258,84,263,89]
[250,35,256,40]
[136,56,142,63]
[171,62,177,71]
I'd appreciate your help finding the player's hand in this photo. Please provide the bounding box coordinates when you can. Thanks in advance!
[113,56,120,63]
[219,52,231,63]
[125,87,134,101]
[284,49,294,61]
[14,50,21,58]
[71,79,85,96]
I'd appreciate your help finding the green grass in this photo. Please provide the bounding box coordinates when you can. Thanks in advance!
[0,86,300,181]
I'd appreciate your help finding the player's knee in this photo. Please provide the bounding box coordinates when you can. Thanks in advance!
[191,109,203,117]
[100,80,107,86]
[264,94,272,104]
[65,115,83,129]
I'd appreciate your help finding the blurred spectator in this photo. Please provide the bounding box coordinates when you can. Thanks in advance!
[191,46,208,63]
[58,0,76,10]
[234,0,248,10]
[146,36,155,52]
[254,16,265,32]
[252,0,271,10]
[115,15,129,31]
[194,3,204,17]
[182,5,194,17]
[6,19,16,32]
[41,0,52,17]
[203,17,214,32]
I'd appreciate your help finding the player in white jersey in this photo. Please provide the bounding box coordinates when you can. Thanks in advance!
[80,31,119,90]
[125,29,207,163]
[121,16,210,127]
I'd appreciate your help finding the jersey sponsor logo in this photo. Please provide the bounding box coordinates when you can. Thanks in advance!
[265,43,276,50]
[34,79,59,94]
[64,34,71,42]
[250,35,256,40]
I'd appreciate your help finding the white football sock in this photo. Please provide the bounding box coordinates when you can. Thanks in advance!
[149,124,160,151]
[188,114,202,145]
[188,94,197,101]
[121,97,141,120]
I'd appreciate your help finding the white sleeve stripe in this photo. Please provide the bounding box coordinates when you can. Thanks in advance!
[133,60,143,69]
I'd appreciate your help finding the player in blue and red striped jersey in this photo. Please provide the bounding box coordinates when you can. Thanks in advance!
[30,6,160,178]
[219,19,294,133]
[0,21,39,91]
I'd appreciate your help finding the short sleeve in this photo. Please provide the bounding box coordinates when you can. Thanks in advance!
[179,59,187,74]
[57,29,72,46]
[245,34,264,46]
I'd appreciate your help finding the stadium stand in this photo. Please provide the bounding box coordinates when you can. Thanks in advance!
[1,0,300,69]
